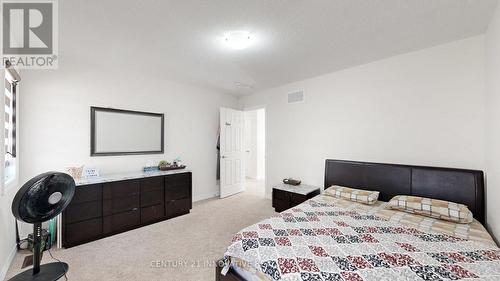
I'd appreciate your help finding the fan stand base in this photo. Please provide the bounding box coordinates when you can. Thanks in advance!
[8,262,68,281]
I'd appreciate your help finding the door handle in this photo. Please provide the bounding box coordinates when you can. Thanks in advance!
[225,122,231,126]
[221,156,227,159]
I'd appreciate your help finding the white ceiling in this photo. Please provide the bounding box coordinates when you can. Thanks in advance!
[60,0,498,96]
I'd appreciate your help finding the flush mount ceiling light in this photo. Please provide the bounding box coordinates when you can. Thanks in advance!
[223,31,253,50]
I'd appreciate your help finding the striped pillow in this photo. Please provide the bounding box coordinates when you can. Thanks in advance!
[325,185,379,205]
[388,195,473,224]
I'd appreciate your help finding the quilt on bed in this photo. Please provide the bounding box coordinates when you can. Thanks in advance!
[223,195,500,281]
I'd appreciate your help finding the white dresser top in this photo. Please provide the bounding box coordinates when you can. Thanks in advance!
[273,183,321,195]
[75,169,190,186]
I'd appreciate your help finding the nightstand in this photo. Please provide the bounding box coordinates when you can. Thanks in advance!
[272,184,321,212]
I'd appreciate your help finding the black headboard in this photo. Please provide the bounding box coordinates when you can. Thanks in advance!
[324,159,485,224]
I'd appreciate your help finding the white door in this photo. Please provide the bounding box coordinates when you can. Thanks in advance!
[220,107,245,198]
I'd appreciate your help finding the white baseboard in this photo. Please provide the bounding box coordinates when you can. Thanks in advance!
[0,244,17,281]
[193,191,219,202]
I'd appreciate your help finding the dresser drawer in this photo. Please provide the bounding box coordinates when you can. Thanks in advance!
[64,200,102,224]
[141,188,164,207]
[272,199,290,213]
[103,209,140,235]
[103,195,140,216]
[64,217,102,247]
[71,184,102,204]
[290,193,307,205]
[165,185,190,201]
[273,189,289,201]
[164,173,191,186]
[165,198,191,218]
[141,204,165,224]
[103,180,140,199]
[140,176,164,192]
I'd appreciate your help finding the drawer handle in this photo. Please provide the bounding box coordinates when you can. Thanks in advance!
[131,208,138,211]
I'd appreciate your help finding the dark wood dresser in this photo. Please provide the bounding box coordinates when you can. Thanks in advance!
[62,171,192,248]
[272,184,320,212]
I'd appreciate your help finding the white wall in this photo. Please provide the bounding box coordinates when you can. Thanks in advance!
[18,64,237,200]
[9,59,237,239]
[0,70,19,281]
[244,108,266,181]
[485,3,500,242]
[0,192,17,281]
[256,109,266,180]
[245,108,266,180]
[244,110,258,179]
[240,36,486,198]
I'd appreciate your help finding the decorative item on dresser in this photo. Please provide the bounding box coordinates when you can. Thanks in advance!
[61,170,192,248]
[272,183,321,212]
[282,178,301,186]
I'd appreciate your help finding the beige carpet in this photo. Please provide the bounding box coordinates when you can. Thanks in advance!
[5,180,274,281]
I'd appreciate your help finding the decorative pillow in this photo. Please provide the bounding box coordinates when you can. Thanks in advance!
[324,185,379,205]
[387,195,473,224]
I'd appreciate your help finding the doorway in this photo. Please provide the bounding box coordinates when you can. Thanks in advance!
[243,108,266,197]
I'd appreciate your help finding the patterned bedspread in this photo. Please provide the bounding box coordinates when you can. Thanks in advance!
[223,195,500,281]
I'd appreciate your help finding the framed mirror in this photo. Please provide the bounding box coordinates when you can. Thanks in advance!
[90,107,164,156]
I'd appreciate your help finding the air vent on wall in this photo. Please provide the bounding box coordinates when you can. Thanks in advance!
[287,90,304,104]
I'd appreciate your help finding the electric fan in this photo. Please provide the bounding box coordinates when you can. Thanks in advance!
[10,172,75,281]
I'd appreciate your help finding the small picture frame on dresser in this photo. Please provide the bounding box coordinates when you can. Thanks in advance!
[83,167,100,178]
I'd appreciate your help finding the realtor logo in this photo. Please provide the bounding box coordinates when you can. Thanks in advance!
[1,0,58,69]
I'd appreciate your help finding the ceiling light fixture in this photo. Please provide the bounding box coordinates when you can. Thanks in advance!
[223,31,253,50]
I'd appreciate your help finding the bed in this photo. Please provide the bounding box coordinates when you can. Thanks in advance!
[216,159,499,281]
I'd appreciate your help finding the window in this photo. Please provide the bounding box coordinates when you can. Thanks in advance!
[4,62,20,187]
